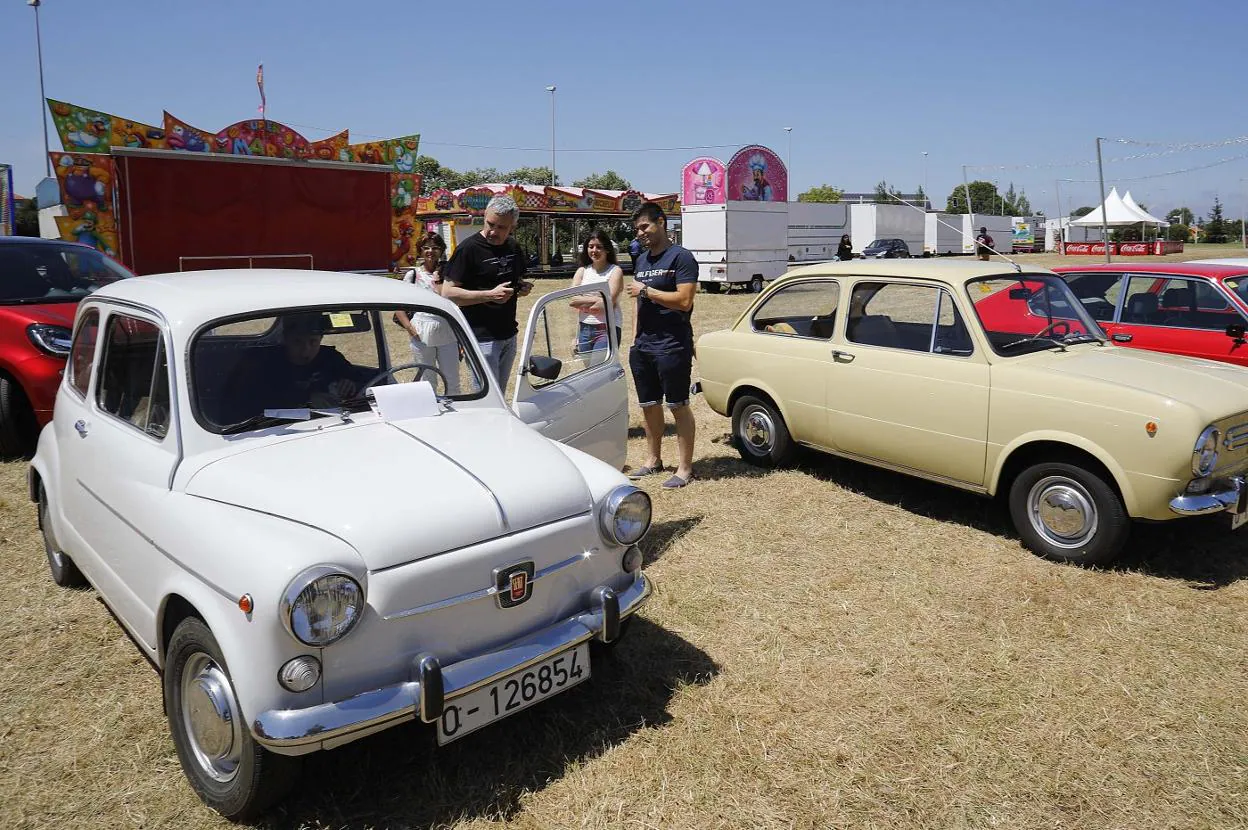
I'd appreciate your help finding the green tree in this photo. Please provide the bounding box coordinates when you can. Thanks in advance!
[16,197,39,236]
[458,167,504,187]
[1166,207,1193,225]
[1003,182,1018,213]
[1166,223,1191,242]
[797,184,844,203]
[412,155,460,194]
[1014,189,1031,215]
[914,185,927,209]
[874,180,903,204]
[1072,206,1095,217]
[945,180,1005,214]
[573,170,631,190]
[1205,197,1228,243]
[502,166,556,186]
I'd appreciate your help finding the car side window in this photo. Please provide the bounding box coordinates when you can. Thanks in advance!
[847,282,972,356]
[1061,272,1122,322]
[750,280,840,339]
[1123,276,1238,330]
[95,314,171,439]
[68,308,100,398]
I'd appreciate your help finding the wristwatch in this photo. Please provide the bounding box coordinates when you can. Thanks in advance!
[639,285,649,299]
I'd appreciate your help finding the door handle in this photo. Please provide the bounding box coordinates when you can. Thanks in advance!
[74,419,89,437]
[831,350,856,362]
[1112,333,1133,343]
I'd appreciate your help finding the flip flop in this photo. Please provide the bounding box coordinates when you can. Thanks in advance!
[627,463,665,479]
[661,474,692,489]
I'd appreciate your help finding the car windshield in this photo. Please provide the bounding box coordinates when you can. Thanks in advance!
[967,274,1107,356]
[0,242,133,304]
[866,240,888,248]
[191,305,487,433]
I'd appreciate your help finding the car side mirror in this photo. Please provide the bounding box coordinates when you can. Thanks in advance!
[1227,323,1246,344]
[527,354,562,381]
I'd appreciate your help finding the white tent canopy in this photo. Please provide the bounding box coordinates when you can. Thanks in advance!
[1072,187,1168,227]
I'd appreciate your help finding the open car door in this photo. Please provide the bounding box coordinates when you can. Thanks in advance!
[512,283,628,470]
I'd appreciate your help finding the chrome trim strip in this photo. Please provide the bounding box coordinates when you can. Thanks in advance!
[78,480,234,601]
[252,573,651,750]
[1224,424,1248,451]
[381,550,594,621]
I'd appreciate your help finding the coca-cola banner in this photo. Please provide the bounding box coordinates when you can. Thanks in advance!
[1062,240,1186,256]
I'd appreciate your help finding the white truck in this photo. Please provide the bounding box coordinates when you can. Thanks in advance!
[958,214,1015,256]
[924,213,964,256]
[849,204,925,257]
[682,202,789,293]
[787,201,850,263]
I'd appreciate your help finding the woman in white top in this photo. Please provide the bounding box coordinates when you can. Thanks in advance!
[394,234,461,394]
[568,229,624,355]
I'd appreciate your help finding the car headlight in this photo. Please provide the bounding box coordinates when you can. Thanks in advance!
[1192,426,1220,478]
[27,323,73,356]
[280,565,365,647]
[599,485,652,547]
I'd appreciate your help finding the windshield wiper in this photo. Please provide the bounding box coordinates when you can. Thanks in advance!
[218,408,347,435]
[999,335,1068,353]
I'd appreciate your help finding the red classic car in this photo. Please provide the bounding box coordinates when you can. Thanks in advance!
[1051,262,1248,367]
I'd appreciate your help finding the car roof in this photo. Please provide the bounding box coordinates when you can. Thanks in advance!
[775,258,1053,287]
[0,235,94,248]
[1051,261,1248,278]
[89,269,453,326]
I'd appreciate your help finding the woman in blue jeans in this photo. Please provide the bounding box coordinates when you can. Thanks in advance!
[568,229,624,355]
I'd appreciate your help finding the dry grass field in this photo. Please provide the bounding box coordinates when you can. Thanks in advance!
[2,244,1247,829]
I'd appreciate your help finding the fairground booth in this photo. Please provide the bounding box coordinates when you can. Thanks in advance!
[1063,186,1184,256]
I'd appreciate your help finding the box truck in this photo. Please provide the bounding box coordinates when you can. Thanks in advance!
[850,203,925,257]
[787,201,850,263]
[682,201,789,293]
[924,213,964,256]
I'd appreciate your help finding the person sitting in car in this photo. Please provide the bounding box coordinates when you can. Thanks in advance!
[220,312,361,423]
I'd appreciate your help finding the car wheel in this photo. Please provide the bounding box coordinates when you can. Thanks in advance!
[701,281,722,294]
[165,617,300,821]
[39,484,87,588]
[0,375,38,460]
[1008,461,1129,566]
[750,275,764,293]
[731,394,795,468]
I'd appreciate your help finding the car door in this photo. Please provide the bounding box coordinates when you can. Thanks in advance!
[827,279,990,486]
[513,283,627,470]
[62,306,179,641]
[1114,275,1248,366]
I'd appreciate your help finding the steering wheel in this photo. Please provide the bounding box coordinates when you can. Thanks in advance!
[362,362,449,394]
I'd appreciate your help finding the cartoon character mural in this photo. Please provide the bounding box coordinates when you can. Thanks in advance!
[726,144,787,202]
[163,112,214,153]
[306,130,349,160]
[52,153,113,211]
[111,118,168,150]
[47,100,113,153]
[390,218,415,271]
[681,156,726,206]
[54,212,118,258]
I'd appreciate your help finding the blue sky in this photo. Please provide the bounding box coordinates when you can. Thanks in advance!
[2,0,1246,221]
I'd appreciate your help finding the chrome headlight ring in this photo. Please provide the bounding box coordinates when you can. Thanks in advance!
[279,565,366,647]
[1192,426,1220,478]
[599,485,652,547]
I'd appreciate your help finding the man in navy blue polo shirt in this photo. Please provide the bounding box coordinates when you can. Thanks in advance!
[624,202,698,489]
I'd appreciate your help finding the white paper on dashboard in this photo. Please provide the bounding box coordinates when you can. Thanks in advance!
[370,381,440,420]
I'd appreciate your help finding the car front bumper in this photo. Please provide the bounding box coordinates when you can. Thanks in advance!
[1169,475,1243,516]
[251,573,651,752]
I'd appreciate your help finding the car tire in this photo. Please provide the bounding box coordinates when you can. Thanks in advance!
[165,617,301,821]
[701,282,722,294]
[1007,461,1129,566]
[731,394,795,468]
[750,275,764,293]
[39,484,87,588]
[0,375,38,460]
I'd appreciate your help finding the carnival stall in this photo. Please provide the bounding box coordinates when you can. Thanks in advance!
[1065,187,1183,256]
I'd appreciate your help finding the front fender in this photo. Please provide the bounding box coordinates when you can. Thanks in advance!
[988,430,1142,513]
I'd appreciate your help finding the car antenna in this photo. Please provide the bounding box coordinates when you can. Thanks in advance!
[887,192,1023,272]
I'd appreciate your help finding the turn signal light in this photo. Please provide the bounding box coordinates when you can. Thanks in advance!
[238,594,254,614]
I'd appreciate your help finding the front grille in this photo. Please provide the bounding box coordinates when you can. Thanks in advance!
[1225,423,1248,451]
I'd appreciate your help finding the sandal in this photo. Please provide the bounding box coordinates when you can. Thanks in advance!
[627,463,665,479]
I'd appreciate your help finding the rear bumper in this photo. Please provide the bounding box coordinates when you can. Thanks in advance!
[1169,475,1243,516]
[251,573,651,751]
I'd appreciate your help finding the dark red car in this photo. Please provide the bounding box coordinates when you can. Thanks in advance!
[0,236,134,457]
[1052,262,1248,367]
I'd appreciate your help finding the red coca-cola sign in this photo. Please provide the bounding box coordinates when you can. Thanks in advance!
[1062,242,1108,255]
[1118,243,1149,255]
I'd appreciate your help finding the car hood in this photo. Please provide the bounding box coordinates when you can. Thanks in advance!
[1007,344,1248,418]
[183,411,594,571]
[0,301,78,328]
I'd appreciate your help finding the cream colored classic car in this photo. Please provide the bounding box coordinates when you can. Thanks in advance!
[696,260,1248,565]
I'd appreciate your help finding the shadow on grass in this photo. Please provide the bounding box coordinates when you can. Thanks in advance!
[1113,517,1248,588]
[626,422,677,440]
[639,514,704,567]
[261,617,717,829]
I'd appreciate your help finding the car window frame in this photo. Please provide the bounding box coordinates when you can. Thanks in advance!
[67,306,101,400]
[748,278,842,342]
[847,279,975,358]
[92,308,173,442]
[1054,271,1129,323]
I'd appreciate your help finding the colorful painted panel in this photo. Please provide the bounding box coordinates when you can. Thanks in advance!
[306,130,349,161]
[110,117,168,150]
[212,119,312,158]
[47,99,114,154]
[163,112,215,153]
[681,156,726,206]
[51,152,114,213]
[55,212,119,259]
[726,144,787,202]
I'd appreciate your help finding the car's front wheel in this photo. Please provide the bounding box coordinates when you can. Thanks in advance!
[1008,461,1129,566]
[701,281,722,294]
[39,484,87,588]
[750,275,764,293]
[731,395,795,468]
[165,618,300,821]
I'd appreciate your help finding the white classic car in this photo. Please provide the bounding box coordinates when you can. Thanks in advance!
[28,269,650,820]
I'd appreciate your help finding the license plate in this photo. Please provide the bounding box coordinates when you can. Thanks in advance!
[435,643,590,746]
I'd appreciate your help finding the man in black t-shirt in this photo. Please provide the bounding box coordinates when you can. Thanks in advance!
[624,201,699,489]
[441,195,532,387]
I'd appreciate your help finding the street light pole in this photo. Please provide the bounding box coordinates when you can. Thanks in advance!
[29,0,51,177]
[1095,136,1111,263]
[922,151,928,209]
[783,127,792,196]
[545,84,556,259]
[1240,178,1247,249]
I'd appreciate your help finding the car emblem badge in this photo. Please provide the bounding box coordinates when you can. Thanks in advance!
[494,562,535,608]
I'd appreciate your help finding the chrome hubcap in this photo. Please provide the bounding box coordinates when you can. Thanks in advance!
[181,652,243,783]
[1028,476,1098,549]
[740,406,774,455]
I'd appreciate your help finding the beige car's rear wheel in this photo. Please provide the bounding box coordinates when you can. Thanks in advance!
[731,395,794,468]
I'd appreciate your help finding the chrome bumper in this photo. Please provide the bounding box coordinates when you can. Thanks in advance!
[252,574,651,751]
[1169,475,1243,516]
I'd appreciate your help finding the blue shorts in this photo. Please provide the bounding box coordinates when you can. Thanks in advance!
[629,347,692,409]
[576,322,622,354]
